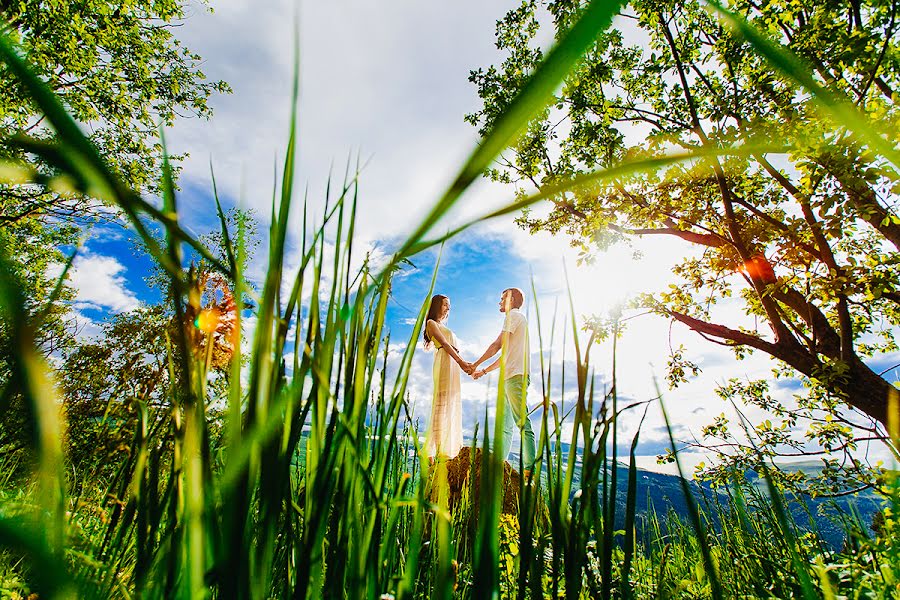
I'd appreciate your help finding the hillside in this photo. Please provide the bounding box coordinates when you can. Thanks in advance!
[504,446,884,550]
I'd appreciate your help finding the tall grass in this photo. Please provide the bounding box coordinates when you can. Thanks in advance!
[1,0,900,598]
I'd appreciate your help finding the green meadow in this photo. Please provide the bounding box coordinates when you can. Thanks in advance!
[2,0,900,598]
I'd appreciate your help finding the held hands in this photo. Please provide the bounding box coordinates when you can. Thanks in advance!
[470,362,486,380]
[456,358,487,379]
[456,359,484,379]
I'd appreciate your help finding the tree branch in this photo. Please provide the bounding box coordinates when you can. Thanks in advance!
[754,153,855,359]
[610,223,728,247]
[666,309,779,355]
[857,0,897,104]
[818,151,900,251]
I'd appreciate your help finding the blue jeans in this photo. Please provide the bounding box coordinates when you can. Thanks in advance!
[498,374,536,470]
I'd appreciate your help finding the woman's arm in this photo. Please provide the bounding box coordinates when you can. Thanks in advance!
[426,320,472,371]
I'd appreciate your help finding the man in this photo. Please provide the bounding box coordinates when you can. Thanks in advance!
[471,288,537,476]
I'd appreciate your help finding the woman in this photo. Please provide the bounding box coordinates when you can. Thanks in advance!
[423,294,470,459]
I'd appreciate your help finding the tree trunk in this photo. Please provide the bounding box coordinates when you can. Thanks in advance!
[763,343,893,426]
[844,358,895,425]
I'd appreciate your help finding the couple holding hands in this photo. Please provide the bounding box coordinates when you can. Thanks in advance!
[423,288,537,475]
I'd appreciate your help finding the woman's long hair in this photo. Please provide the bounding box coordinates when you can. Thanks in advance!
[423,294,449,348]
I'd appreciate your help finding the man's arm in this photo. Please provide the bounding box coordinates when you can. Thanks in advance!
[472,332,504,371]
[473,330,511,379]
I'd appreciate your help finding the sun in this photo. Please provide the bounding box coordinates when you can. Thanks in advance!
[570,238,686,317]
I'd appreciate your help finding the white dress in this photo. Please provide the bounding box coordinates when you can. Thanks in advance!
[428,323,463,458]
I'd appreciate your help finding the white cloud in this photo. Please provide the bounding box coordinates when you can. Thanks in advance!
[68,253,141,313]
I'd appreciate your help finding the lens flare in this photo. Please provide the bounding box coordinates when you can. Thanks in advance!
[738,255,776,283]
[194,308,221,334]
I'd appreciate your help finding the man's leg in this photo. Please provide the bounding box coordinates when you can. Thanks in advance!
[505,375,536,470]
[499,385,516,462]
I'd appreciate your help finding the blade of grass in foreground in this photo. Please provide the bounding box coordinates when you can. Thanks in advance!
[621,404,649,599]
[658,388,723,600]
[0,243,73,598]
[553,272,601,600]
[0,517,74,599]
[601,318,623,600]
[516,279,547,597]
[405,142,786,257]
[730,402,818,600]
[472,404,501,600]
[33,242,80,329]
[395,256,443,600]
[0,30,229,280]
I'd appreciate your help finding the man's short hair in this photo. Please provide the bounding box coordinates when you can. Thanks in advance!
[503,287,524,309]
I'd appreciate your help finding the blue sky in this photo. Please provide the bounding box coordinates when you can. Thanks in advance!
[62,0,898,474]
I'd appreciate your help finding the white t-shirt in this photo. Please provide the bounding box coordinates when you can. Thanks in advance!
[502,308,529,379]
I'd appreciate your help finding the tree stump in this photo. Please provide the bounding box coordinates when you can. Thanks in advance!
[439,446,521,515]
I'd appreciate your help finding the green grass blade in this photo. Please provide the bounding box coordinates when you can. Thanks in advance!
[730,402,819,600]
[210,162,238,276]
[405,143,786,256]
[33,241,80,329]
[0,238,70,592]
[0,29,229,279]
[0,517,75,599]
[621,404,649,599]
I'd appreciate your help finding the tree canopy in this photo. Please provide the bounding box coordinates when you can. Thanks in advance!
[0,0,230,224]
[468,0,900,444]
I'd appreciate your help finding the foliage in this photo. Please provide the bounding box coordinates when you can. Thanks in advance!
[497,514,520,597]
[1,203,253,482]
[689,377,891,496]
[0,218,76,464]
[468,0,900,490]
[60,305,171,474]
